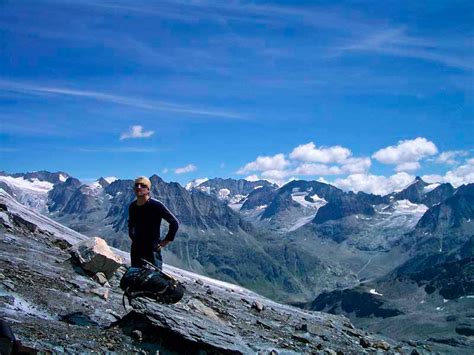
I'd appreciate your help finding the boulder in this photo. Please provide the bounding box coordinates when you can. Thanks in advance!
[92,272,109,286]
[251,300,265,312]
[70,237,123,279]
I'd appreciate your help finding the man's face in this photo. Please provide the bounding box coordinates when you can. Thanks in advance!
[134,183,149,197]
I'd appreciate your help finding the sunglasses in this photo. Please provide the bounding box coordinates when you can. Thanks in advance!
[134,183,149,189]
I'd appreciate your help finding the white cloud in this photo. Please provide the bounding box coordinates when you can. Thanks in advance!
[244,174,260,182]
[332,172,415,195]
[421,174,444,183]
[267,176,297,187]
[261,169,292,180]
[290,142,352,163]
[162,168,169,174]
[372,137,438,171]
[293,163,342,176]
[422,159,474,187]
[237,153,289,174]
[340,157,372,174]
[395,161,421,172]
[441,158,474,187]
[175,164,197,174]
[436,150,469,165]
[120,125,154,140]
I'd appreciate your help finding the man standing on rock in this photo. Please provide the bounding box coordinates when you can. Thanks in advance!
[128,176,180,270]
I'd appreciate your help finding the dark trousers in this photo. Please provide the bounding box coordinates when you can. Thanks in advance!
[153,250,163,271]
[131,243,163,270]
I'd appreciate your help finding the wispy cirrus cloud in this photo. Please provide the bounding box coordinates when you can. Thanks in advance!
[73,147,158,153]
[0,80,247,120]
[336,27,473,71]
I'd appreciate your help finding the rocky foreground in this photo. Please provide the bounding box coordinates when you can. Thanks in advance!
[0,189,426,354]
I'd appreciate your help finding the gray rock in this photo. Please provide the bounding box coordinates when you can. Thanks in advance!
[252,300,265,312]
[70,237,123,278]
[92,272,109,286]
[187,299,222,323]
[131,329,143,341]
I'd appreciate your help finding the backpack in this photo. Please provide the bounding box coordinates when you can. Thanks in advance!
[120,264,185,307]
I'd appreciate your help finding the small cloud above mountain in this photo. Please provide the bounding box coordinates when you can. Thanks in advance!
[175,164,197,174]
[120,125,154,140]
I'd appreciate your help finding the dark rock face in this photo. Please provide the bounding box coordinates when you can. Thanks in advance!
[309,289,403,318]
[313,194,376,224]
[240,185,278,211]
[61,185,102,215]
[48,177,82,212]
[388,177,455,207]
[399,256,474,300]
[415,183,474,232]
[97,177,110,188]
[262,180,344,220]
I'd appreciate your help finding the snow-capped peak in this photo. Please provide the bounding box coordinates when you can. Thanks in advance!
[104,176,118,184]
[185,178,209,190]
[0,175,54,212]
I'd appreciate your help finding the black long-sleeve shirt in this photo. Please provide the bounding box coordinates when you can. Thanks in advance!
[128,198,179,267]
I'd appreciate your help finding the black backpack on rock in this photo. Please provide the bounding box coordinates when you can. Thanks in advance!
[120,263,185,307]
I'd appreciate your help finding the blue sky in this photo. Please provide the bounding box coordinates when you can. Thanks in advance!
[0,0,472,194]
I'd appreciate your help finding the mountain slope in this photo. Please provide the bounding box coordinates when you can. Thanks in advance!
[0,188,416,353]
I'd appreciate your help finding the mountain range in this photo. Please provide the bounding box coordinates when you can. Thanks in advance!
[0,170,472,352]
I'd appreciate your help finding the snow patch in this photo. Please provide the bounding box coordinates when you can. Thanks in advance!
[291,192,327,210]
[0,289,53,320]
[104,176,118,184]
[0,189,88,245]
[229,194,246,204]
[0,176,54,211]
[88,181,103,190]
[423,183,440,193]
[228,203,244,211]
[393,199,428,214]
[369,289,383,296]
[288,214,317,232]
[59,174,68,182]
[185,178,209,190]
[0,176,53,193]
[218,188,231,199]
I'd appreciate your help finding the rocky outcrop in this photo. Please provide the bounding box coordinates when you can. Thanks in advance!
[70,237,123,278]
[388,176,455,207]
[48,177,82,212]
